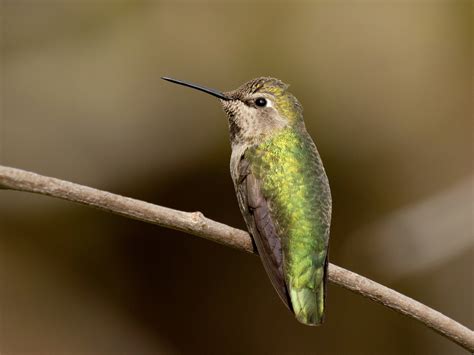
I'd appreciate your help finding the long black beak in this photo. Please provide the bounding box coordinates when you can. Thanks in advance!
[161,77,230,100]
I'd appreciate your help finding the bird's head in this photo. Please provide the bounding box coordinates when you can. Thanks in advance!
[162,76,303,145]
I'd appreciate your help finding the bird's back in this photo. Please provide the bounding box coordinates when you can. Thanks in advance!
[239,126,331,324]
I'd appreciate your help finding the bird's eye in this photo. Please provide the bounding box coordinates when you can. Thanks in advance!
[255,97,267,107]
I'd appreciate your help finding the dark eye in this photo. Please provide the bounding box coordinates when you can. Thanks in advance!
[255,97,267,107]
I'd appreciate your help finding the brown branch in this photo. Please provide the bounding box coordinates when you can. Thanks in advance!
[1,165,473,352]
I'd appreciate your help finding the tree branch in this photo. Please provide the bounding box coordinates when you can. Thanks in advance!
[1,165,472,352]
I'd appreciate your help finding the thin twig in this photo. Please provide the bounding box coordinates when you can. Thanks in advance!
[0,165,472,352]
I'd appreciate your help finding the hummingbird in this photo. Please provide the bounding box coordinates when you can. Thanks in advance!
[162,76,332,325]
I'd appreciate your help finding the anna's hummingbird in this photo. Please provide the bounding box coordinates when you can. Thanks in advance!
[162,76,332,325]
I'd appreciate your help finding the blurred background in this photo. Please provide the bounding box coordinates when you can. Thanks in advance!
[1,1,472,354]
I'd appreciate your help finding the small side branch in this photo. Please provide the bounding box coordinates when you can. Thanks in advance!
[0,165,472,352]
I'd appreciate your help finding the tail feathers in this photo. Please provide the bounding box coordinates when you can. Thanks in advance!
[290,279,325,326]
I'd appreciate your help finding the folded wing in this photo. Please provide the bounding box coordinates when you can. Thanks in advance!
[234,153,291,309]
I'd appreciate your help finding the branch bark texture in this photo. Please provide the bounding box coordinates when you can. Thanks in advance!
[1,165,472,352]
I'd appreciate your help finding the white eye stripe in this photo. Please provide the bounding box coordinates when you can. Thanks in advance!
[266,99,274,108]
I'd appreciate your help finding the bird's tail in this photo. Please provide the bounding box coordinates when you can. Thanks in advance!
[289,256,328,326]
[290,281,325,325]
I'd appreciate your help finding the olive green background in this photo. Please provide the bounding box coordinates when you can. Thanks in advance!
[1,1,472,354]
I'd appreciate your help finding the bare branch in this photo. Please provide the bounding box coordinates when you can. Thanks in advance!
[1,165,473,352]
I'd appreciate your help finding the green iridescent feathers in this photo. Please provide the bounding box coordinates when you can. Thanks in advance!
[161,75,331,325]
[245,127,331,325]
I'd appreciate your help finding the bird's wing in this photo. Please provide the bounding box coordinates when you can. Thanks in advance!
[234,153,291,309]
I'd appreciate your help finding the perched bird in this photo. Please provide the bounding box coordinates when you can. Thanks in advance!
[162,77,332,325]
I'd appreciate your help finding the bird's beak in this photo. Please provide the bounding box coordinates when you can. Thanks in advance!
[161,77,230,101]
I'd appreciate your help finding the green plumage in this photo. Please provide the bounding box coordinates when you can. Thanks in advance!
[246,127,331,324]
[162,76,332,325]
